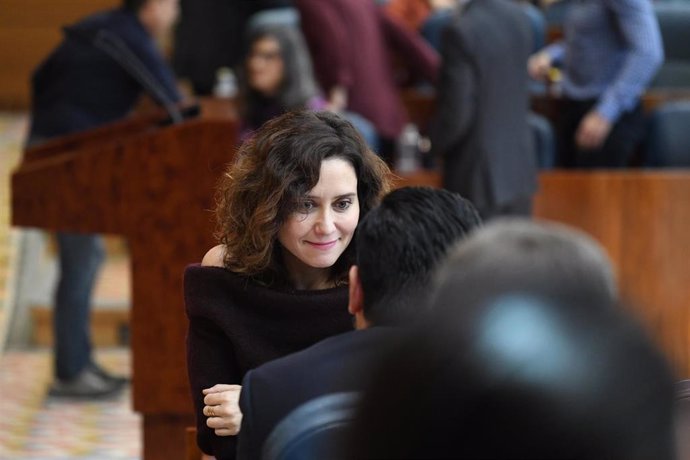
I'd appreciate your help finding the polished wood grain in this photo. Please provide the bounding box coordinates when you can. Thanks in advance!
[533,170,690,379]
[185,426,203,460]
[12,110,239,459]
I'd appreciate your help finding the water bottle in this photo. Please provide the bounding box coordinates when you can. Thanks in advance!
[395,123,421,173]
[213,67,238,99]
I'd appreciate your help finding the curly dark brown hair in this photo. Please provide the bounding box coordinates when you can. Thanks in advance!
[216,110,391,287]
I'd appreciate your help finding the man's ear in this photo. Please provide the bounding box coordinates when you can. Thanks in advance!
[348,265,363,316]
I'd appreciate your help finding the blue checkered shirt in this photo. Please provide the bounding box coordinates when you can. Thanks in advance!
[545,0,664,122]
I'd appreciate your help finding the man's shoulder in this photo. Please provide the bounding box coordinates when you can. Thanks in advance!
[248,327,399,384]
[250,330,360,379]
[239,327,401,459]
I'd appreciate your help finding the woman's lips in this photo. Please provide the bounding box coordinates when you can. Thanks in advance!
[305,240,338,250]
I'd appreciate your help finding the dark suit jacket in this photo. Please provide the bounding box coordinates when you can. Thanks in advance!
[237,327,400,460]
[431,0,537,211]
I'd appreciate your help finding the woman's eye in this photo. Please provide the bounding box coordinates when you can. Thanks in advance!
[299,200,316,212]
[334,200,352,211]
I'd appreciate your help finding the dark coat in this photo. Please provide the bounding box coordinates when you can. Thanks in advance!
[29,8,181,140]
[432,0,537,211]
[184,265,352,460]
[237,327,400,460]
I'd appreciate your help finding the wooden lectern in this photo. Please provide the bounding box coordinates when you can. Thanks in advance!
[12,110,238,460]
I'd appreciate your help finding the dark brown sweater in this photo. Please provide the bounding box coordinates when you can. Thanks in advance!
[184,264,352,460]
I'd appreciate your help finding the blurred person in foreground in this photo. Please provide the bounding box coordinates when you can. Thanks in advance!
[27,0,182,400]
[351,219,676,459]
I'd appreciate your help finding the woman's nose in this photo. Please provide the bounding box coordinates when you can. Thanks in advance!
[314,210,336,235]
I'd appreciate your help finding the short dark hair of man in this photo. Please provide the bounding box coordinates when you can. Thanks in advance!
[123,0,148,12]
[355,186,481,326]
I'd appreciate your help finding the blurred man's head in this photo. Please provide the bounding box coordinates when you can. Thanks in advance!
[351,220,675,459]
[348,186,481,328]
[433,218,617,310]
[353,295,676,459]
[127,0,180,37]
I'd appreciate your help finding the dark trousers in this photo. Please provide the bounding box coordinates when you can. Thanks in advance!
[54,233,105,380]
[557,98,646,168]
[28,136,106,381]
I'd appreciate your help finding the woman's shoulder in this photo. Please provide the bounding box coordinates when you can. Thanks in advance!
[201,244,226,267]
[189,245,350,302]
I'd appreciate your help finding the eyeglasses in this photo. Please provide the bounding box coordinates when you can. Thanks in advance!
[249,51,281,62]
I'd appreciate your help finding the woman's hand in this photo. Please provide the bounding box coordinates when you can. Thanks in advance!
[202,384,243,436]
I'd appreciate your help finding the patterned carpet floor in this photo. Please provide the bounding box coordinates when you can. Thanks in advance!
[0,349,140,460]
[0,113,141,459]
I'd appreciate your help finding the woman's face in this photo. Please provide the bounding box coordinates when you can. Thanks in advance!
[278,158,360,281]
[247,36,284,96]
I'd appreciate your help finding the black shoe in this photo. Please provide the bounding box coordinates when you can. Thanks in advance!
[88,362,130,385]
[47,367,125,401]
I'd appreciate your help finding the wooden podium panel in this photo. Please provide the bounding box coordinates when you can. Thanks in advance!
[12,113,238,459]
[533,171,690,378]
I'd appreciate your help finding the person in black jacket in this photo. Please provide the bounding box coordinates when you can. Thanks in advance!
[28,0,182,400]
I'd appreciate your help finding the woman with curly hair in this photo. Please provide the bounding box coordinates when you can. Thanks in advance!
[184,110,391,460]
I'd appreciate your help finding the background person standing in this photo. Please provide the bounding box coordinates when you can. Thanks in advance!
[528,0,663,168]
[27,0,182,399]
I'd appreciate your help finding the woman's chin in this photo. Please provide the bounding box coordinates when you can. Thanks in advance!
[307,256,340,270]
